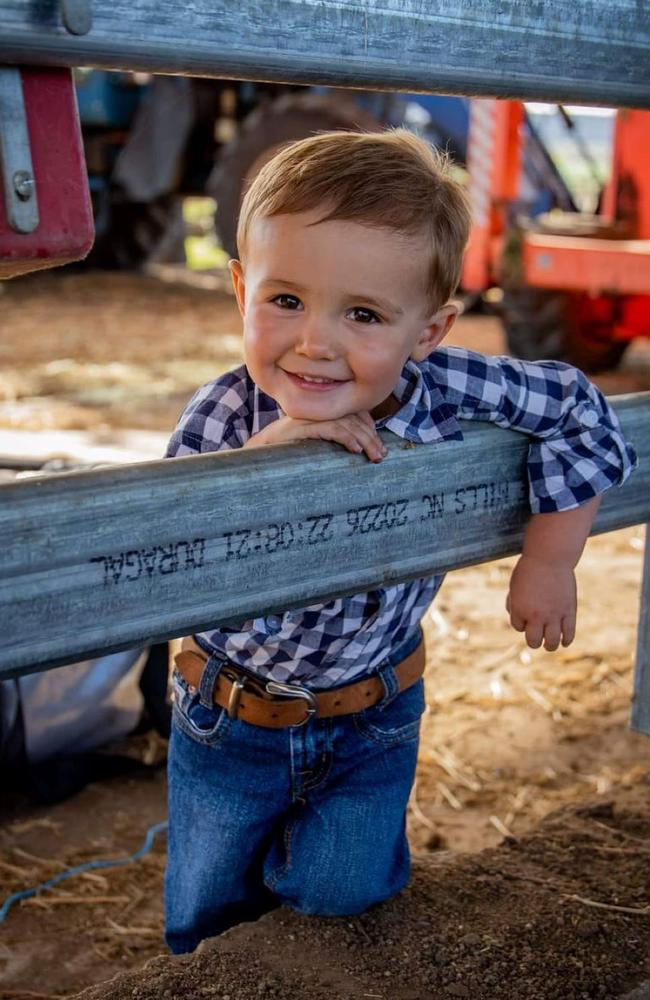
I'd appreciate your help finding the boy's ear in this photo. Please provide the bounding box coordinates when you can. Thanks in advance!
[229,259,246,317]
[410,302,459,362]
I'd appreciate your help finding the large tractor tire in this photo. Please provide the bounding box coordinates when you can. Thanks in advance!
[501,289,628,373]
[208,93,382,258]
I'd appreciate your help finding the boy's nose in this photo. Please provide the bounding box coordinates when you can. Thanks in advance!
[294,320,338,360]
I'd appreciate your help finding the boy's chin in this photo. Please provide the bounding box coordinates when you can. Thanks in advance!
[282,404,345,422]
[276,390,353,422]
[281,396,388,422]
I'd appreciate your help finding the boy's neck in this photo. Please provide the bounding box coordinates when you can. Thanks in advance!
[371,393,401,421]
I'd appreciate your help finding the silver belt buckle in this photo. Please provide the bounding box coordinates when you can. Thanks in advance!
[265,680,318,726]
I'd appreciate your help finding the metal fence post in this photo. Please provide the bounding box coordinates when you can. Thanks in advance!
[631,525,650,735]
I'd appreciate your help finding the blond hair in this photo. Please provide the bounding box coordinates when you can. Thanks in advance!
[237,128,472,311]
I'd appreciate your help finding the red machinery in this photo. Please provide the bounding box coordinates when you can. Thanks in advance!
[0,67,94,279]
[463,100,650,370]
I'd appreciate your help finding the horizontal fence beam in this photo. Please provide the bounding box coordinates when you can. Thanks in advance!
[1,1,650,108]
[1,394,649,681]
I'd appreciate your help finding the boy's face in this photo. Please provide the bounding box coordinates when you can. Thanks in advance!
[230,210,457,421]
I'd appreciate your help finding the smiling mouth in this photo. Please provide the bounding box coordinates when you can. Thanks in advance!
[283,370,350,390]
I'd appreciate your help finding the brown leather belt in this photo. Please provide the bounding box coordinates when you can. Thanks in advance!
[174,636,425,729]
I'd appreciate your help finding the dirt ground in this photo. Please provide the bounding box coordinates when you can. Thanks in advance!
[0,270,649,999]
[73,785,650,1000]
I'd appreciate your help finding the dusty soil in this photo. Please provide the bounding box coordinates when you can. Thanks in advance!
[71,785,650,1000]
[0,269,649,999]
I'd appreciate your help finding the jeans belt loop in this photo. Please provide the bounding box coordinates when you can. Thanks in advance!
[226,677,246,719]
[198,653,225,709]
[375,659,400,710]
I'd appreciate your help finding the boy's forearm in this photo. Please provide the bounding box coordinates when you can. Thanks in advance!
[521,495,602,568]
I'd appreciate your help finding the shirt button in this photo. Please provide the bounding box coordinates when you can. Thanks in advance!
[580,407,599,429]
[266,615,282,631]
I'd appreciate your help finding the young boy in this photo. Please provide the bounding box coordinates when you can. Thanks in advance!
[164,129,636,954]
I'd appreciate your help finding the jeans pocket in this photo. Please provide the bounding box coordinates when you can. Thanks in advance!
[171,669,232,748]
[353,678,425,748]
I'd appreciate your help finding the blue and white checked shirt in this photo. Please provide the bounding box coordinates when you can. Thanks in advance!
[166,347,637,689]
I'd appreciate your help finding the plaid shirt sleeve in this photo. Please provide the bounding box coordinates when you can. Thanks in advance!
[426,347,638,513]
[165,366,251,458]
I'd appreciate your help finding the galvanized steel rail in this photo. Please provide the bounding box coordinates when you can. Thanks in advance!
[1,1,650,108]
[1,393,648,733]
[1,2,649,732]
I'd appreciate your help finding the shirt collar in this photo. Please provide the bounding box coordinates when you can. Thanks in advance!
[376,359,463,444]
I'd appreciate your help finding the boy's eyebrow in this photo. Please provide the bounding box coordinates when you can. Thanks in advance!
[347,293,403,316]
[259,278,308,293]
[260,278,403,316]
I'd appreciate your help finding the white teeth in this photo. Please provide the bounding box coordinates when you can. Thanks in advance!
[299,375,333,383]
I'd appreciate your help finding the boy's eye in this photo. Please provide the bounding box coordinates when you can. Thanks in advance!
[347,306,381,324]
[272,294,302,310]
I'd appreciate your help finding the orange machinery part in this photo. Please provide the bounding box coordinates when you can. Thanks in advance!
[462,100,523,292]
[601,109,650,239]
[523,233,650,298]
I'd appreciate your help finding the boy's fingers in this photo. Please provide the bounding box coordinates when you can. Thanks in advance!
[543,622,562,651]
[340,417,386,461]
[312,421,363,453]
[356,411,378,430]
[348,413,384,442]
[302,415,383,461]
[509,607,526,632]
[340,428,373,455]
[525,621,544,648]
[342,435,364,454]
[561,613,577,646]
[345,412,373,429]
[329,422,384,461]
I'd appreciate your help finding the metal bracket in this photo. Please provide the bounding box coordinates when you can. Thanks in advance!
[0,68,39,235]
[61,0,93,36]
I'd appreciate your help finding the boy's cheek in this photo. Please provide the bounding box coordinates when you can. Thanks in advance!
[242,326,269,369]
[245,314,282,357]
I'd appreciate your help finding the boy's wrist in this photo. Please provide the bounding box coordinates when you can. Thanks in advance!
[520,544,577,571]
[521,496,602,569]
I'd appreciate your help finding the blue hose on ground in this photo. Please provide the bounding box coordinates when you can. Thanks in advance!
[0,819,168,923]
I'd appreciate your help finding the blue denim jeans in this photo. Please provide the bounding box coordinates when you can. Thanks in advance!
[165,630,424,954]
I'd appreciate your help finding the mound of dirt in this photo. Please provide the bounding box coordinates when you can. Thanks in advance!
[74,785,650,1000]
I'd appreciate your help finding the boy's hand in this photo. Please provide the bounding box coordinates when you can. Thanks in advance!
[244,412,387,463]
[506,554,577,651]
[508,498,601,651]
